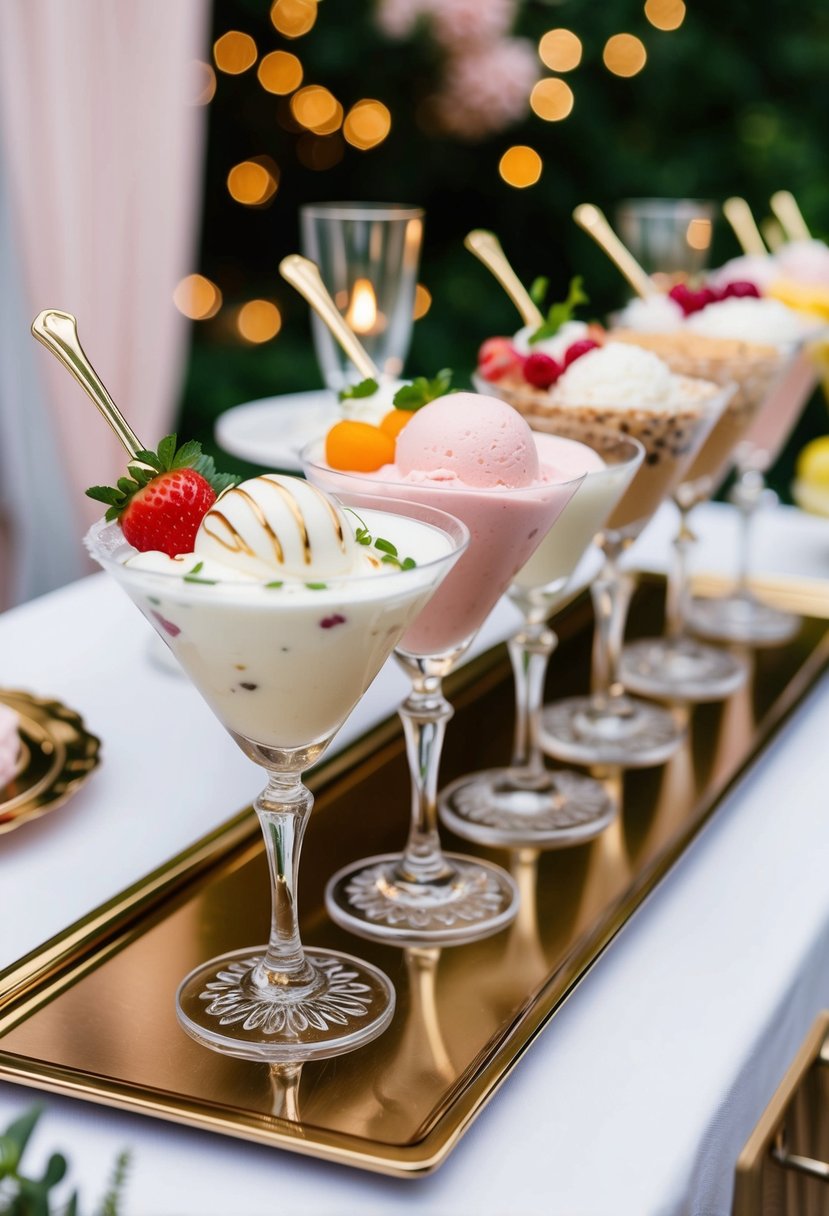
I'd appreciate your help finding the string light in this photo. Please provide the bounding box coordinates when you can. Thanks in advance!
[499,146,543,189]
[343,101,392,150]
[213,31,257,75]
[258,50,303,95]
[227,158,279,206]
[173,275,222,320]
[603,34,647,77]
[644,0,686,31]
[413,284,432,320]
[686,218,712,251]
[270,0,317,39]
[237,300,282,343]
[538,29,583,73]
[530,79,574,122]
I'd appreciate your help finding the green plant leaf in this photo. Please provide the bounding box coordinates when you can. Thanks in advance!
[338,377,379,401]
[393,368,454,411]
[528,277,589,345]
[529,275,549,307]
[156,434,177,469]
[3,1106,42,1164]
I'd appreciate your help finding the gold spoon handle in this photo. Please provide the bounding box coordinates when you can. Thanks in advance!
[722,198,768,256]
[464,229,543,327]
[279,255,380,382]
[760,217,785,254]
[770,190,811,242]
[572,204,657,299]
[31,310,143,459]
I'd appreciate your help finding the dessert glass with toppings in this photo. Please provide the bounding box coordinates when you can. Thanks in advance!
[303,391,587,945]
[438,427,644,850]
[478,343,727,767]
[86,476,469,1061]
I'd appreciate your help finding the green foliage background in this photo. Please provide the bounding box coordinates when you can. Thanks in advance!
[180,0,829,497]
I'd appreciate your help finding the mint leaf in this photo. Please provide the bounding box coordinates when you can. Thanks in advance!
[338,377,379,401]
[530,276,549,307]
[265,580,284,588]
[528,276,589,345]
[306,582,328,590]
[374,537,399,558]
[393,368,454,411]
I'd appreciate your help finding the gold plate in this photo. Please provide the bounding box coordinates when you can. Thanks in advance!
[0,690,101,834]
[0,581,827,1176]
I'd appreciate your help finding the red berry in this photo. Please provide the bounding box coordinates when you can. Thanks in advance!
[478,336,524,382]
[122,469,216,557]
[721,280,762,300]
[668,283,712,316]
[523,352,562,389]
[563,338,600,367]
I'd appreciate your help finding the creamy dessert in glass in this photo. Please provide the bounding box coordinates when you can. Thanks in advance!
[87,467,469,1061]
[304,390,587,944]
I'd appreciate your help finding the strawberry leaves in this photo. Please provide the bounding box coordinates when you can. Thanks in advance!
[528,277,589,345]
[86,435,238,520]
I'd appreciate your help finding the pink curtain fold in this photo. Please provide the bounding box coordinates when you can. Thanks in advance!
[0,0,210,551]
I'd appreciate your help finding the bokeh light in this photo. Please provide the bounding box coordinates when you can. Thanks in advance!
[291,86,340,132]
[413,284,432,320]
[237,300,282,343]
[603,34,648,77]
[187,61,216,106]
[173,275,222,321]
[296,133,345,170]
[343,100,392,150]
[213,31,257,75]
[538,29,583,73]
[644,0,686,31]
[257,50,303,95]
[270,0,317,39]
[686,218,713,251]
[499,146,543,189]
[530,79,574,122]
[226,158,279,206]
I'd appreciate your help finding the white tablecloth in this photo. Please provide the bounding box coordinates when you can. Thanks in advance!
[2,501,829,1216]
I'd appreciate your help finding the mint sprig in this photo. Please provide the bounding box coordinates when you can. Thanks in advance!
[86,433,239,520]
[393,368,454,412]
[529,276,549,307]
[348,509,418,571]
[528,277,589,345]
[338,378,379,402]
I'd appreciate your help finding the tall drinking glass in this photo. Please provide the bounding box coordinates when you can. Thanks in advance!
[615,198,716,278]
[300,202,423,392]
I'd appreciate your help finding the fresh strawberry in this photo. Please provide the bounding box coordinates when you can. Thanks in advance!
[563,338,600,367]
[86,434,238,557]
[478,336,524,382]
[523,352,562,389]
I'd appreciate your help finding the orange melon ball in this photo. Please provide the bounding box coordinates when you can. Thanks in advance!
[379,408,412,440]
[325,420,395,472]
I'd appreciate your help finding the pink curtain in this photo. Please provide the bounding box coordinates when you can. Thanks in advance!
[0,0,209,561]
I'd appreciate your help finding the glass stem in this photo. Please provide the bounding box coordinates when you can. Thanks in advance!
[666,505,695,639]
[508,623,557,778]
[254,773,316,988]
[590,542,634,705]
[396,676,455,885]
[731,469,765,600]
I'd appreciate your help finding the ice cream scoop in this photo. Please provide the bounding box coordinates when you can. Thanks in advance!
[395,391,540,487]
[195,474,363,580]
[553,342,678,409]
[685,296,809,344]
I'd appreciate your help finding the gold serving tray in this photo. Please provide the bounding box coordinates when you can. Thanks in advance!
[0,578,827,1176]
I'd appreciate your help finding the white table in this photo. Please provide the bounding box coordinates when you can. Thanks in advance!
[2,502,829,1216]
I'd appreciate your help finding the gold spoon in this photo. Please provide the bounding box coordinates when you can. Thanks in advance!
[279,255,380,382]
[31,310,144,458]
[463,230,543,327]
[722,197,768,256]
[572,203,658,299]
[760,217,786,254]
[770,190,811,242]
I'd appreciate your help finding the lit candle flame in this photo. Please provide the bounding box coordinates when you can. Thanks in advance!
[345,278,377,334]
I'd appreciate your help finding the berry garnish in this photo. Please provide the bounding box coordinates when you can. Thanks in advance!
[523,352,562,389]
[325,420,395,472]
[528,276,589,345]
[720,280,762,300]
[86,434,237,557]
[668,283,718,316]
[478,337,524,382]
[393,368,454,410]
[338,377,379,401]
[563,338,600,367]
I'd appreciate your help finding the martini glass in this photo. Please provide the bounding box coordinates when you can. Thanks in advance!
[439,429,644,849]
[85,491,468,1061]
[304,445,585,946]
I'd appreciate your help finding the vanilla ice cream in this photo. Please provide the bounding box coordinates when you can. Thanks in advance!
[686,296,809,345]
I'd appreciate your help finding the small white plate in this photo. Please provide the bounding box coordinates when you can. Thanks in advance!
[215,390,338,472]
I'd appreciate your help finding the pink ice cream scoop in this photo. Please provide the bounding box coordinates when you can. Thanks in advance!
[395,391,540,487]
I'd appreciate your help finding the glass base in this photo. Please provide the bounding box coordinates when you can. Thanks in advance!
[325,852,519,947]
[689,593,801,646]
[619,636,747,703]
[540,695,684,768]
[176,946,395,1063]
[438,767,615,850]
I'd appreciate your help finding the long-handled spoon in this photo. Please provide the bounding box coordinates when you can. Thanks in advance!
[722,197,768,256]
[464,230,543,327]
[760,218,786,254]
[572,204,658,299]
[770,191,811,243]
[279,255,380,381]
[31,310,144,459]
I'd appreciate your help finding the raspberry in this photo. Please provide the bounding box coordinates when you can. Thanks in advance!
[478,336,524,382]
[563,338,600,367]
[721,280,762,300]
[523,352,562,389]
[668,283,715,316]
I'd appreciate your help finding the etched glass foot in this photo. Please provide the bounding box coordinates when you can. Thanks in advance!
[325,852,518,947]
[689,593,800,647]
[619,636,747,703]
[541,694,683,768]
